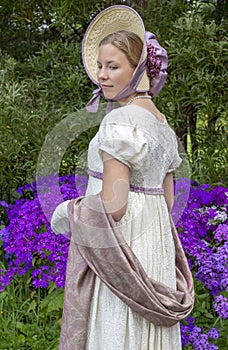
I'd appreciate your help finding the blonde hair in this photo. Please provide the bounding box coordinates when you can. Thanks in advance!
[99,30,143,68]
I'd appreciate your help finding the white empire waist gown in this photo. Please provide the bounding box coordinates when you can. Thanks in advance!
[84,105,182,350]
[51,105,183,349]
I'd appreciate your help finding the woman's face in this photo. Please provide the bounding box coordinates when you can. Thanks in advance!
[97,43,135,102]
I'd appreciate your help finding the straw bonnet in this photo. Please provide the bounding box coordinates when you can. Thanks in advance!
[82,5,150,92]
[82,5,168,112]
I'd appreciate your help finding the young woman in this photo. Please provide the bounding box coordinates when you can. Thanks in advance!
[51,5,194,350]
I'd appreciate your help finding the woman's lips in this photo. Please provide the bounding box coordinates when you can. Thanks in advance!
[101,84,113,89]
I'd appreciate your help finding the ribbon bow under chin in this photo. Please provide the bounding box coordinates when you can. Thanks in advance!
[86,87,116,113]
[86,87,103,113]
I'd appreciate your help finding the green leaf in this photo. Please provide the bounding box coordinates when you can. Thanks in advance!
[27,299,37,312]
[40,288,64,315]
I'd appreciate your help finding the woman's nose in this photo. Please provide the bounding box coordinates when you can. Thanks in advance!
[97,67,108,80]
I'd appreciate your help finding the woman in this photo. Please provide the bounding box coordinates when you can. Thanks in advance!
[51,5,194,350]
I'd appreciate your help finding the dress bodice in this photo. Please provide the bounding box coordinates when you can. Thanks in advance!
[87,105,181,189]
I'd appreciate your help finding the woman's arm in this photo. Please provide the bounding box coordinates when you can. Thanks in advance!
[102,152,130,222]
[163,172,174,213]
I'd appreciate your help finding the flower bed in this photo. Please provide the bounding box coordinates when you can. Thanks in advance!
[0,176,227,349]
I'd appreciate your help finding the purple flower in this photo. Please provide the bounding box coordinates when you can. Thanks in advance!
[194,244,227,295]
[207,328,220,339]
[0,174,88,290]
[147,44,162,80]
[174,180,228,295]
[0,176,227,348]
[0,201,8,207]
[214,223,228,242]
[0,227,9,240]
[214,295,228,319]
[180,317,220,349]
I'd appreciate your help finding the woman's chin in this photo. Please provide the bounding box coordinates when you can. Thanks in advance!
[102,91,117,101]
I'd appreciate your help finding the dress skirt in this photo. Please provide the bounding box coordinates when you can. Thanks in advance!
[85,177,182,350]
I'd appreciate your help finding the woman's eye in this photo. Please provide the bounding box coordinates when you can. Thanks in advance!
[109,66,118,70]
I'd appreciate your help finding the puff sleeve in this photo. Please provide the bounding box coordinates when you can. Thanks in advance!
[98,118,148,170]
[50,200,70,236]
[167,137,182,173]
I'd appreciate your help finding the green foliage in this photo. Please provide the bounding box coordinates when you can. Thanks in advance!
[0,41,93,201]
[1,1,228,348]
[190,119,228,185]
[190,279,228,349]
[1,268,227,348]
[0,229,62,349]
[0,0,134,59]
[0,278,62,349]
[1,0,227,203]
[192,279,217,327]
[156,9,227,185]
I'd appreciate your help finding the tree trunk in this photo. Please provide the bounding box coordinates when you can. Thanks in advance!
[188,105,198,160]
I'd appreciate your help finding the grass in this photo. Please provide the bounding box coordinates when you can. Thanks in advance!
[0,272,62,350]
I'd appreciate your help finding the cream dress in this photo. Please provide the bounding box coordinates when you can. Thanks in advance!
[84,105,182,350]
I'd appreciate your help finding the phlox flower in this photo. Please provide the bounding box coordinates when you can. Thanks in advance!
[0,174,87,290]
[214,295,228,319]
[194,244,227,295]
[175,181,227,296]
[214,223,228,242]
[207,327,220,339]
[0,176,227,349]
[180,317,219,349]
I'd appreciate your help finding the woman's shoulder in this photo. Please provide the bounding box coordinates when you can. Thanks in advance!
[103,105,170,133]
[102,105,132,124]
[102,105,155,127]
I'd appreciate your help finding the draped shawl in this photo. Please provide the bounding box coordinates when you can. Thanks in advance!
[58,193,194,349]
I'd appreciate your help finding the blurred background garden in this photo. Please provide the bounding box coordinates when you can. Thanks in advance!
[0,0,227,349]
